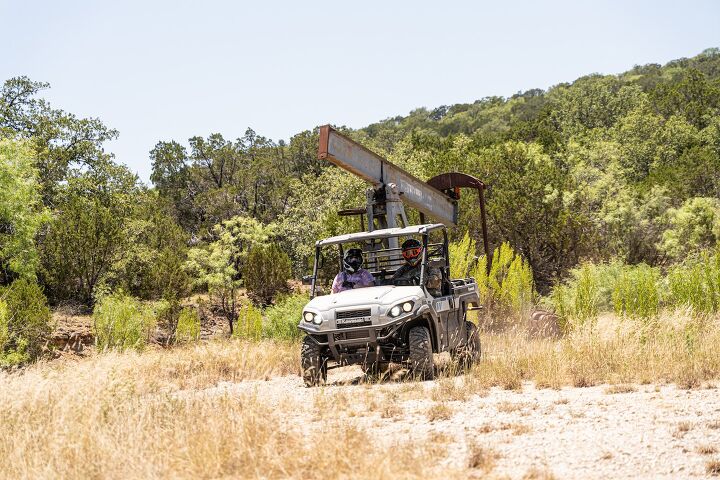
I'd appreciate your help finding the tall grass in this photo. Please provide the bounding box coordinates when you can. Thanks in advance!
[668,250,720,315]
[0,340,459,480]
[550,261,661,329]
[612,264,660,321]
[473,313,720,389]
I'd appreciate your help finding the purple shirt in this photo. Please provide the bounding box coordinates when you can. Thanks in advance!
[332,270,375,293]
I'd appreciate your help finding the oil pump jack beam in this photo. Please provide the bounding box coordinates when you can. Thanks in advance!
[318,125,458,227]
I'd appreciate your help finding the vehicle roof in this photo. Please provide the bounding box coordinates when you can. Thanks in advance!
[316,223,446,246]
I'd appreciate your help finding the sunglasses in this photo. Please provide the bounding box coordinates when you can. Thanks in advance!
[402,247,422,259]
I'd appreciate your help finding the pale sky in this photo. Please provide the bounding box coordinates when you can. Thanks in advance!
[2,0,719,182]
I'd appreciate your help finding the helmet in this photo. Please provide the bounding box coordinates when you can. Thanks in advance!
[343,248,364,273]
[401,238,423,266]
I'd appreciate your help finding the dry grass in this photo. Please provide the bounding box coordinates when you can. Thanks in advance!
[707,459,720,476]
[673,421,694,438]
[473,312,720,389]
[426,402,454,422]
[698,445,718,455]
[0,340,461,480]
[467,442,499,473]
[604,384,638,394]
[497,401,528,413]
[522,466,557,480]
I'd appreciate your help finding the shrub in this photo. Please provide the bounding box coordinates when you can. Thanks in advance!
[449,232,477,278]
[263,293,308,340]
[668,250,720,315]
[659,198,720,261]
[0,279,52,366]
[243,244,291,305]
[175,307,201,344]
[93,292,156,351]
[612,264,660,321]
[233,303,262,340]
[469,242,535,320]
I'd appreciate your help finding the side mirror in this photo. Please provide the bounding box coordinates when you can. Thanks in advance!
[302,275,315,286]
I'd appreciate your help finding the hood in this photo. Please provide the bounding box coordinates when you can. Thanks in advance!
[306,285,424,311]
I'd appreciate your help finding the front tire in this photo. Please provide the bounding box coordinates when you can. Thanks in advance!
[301,336,327,387]
[408,326,434,380]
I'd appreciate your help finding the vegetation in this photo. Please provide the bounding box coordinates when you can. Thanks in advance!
[1,48,720,364]
[243,243,292,305]
[93,292,157,351]
[0,279,52,366]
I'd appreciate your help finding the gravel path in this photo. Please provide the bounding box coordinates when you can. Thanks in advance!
[202,367,720,479]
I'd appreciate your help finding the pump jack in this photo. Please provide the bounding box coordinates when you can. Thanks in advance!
[318,125,492,269]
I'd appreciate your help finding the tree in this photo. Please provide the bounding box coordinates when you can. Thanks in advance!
[39,160,141,304]
[0,77,118,203]
[184,216,275,333]
[0,139,48,282]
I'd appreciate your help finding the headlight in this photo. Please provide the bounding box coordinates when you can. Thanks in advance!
[389,301,414,318]
[304,311,321,324]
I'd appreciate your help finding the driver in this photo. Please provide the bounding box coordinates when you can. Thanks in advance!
[331,248,375,293]
[391,238,442,295]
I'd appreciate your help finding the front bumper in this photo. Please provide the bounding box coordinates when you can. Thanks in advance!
[298,309,423,365]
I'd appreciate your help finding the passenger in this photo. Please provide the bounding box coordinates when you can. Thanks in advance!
[331,248,375,293]
[391,238,442,295]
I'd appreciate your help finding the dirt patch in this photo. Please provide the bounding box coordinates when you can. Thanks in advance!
[206,367,720,479]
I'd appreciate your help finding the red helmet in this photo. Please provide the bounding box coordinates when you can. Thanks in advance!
[401,239,422,266]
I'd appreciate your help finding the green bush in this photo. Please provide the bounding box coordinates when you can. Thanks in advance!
[243,244,291,305]
[175,307,201,344]
[233,303,263,340]
[93,292,156,351]
[469,242,535,320]
[263,293,308,340]
[0,279,52,366]
[667,250,720,315]
[449,232,477,279]
[612,264,661,321]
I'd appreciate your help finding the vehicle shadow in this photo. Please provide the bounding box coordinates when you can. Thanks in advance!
[327,357,464,386]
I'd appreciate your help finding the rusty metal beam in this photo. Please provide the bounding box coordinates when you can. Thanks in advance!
[318,125,458,226]
[427,172,492,272]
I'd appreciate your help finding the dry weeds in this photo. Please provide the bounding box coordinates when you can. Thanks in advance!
[426,402,454,422]
[522,466,557,480]
[604,384,638,394]
[0,340,461,479]
[474,313,720,389]
[707,459,720,476]
[673,421,694,438]
[698,445,718,455]
[467,442,499,473]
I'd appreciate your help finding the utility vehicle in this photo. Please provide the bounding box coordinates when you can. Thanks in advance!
[298,223,481,386]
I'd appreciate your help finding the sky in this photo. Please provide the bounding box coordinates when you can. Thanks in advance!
[1,0,719,182]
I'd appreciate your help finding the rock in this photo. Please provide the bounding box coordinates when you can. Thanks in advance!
[528,310,561,339]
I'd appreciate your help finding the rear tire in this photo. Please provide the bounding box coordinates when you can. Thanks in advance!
[459,321,481,370]
[301,336,327,387]
[408,326,434,380]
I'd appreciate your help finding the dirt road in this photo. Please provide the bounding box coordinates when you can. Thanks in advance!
[201,367,720,479]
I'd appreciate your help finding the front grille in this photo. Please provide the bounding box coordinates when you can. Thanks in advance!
[336,309,371,320]
[345,330,369,340]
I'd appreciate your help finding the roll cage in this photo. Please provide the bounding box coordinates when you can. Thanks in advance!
[307,224,450,298]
